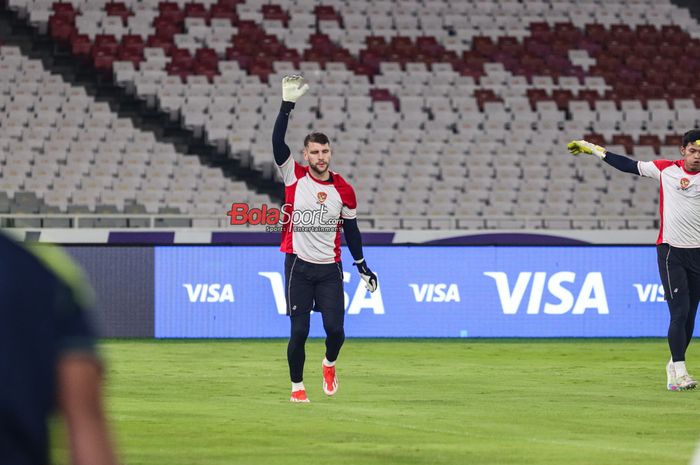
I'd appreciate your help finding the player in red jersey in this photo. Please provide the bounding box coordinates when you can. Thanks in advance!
[569,131,700,391]
[272,75,378,402]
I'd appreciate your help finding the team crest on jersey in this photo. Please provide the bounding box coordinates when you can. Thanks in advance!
[316,192,327,204]
[680,178,690,190]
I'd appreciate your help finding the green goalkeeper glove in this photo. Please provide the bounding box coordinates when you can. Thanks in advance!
[567,140,606,160]
[282,74,309,103]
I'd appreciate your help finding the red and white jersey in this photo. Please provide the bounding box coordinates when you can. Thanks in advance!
[638,159,700,247]
[277,156,356,263]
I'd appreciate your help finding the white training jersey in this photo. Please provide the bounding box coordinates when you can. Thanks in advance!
[277,156,357,263]
[638,159,700,247]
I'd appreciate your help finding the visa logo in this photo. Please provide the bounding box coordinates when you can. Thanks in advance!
[183,283,235,303]
[258,271,384,315]
[483,272,609,315]
[409,284,461,302]
[633,284,665,302]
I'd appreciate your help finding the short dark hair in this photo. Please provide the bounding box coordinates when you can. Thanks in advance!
[304,132,330,147]
[682,130,700,147]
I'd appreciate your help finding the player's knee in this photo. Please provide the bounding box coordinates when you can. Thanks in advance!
[324,324,344,340]
[290,323,310,343]
[291,329,309,343]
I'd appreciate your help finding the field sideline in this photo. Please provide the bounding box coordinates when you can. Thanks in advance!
[53,339,700,465]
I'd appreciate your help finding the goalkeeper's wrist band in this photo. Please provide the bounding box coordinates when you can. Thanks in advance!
[280,101,296,113]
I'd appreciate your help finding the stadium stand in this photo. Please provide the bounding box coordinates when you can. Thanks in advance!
[1,0,700,229]
[0,43,271,227]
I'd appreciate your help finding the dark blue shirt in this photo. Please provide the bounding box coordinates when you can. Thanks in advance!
[0,234,97,465]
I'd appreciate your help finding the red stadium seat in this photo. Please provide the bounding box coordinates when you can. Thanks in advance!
[611,134,635,154]
[118,48,142,67]
[70,33,92,58]
[209,5,238,23]
[195,48,218,69]
[193,63,218,81]
[636,25,661,44]
[170,48,193,68]
[583,133,606,146]
[665,135,683,146]
[314,5,340,23]
[225,47,252,69]
[472,36,496,58]
[638,135,662,154]
[584,24,607,43]
[552,89,574,111]
[165,62,191,81]
[474,89,501,111]
[121,34,145,55]
[184,3,210,21]
[262,4,289,25]
[146,34,175,55]
[153,18,181,40]
[105,2,132,23]
[93,49,116,74]
[94,34,119,55]
[48,16,74,43]
[51,2,77,22]
[158,2,185,24]
[610,25,635,44]
[216,0,242,9]
[416,36,442,56]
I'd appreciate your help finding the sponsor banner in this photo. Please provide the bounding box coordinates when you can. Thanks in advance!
[154,246,679,338]
[66,246,155,337]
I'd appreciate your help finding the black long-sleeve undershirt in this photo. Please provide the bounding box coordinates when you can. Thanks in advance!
[342,218,364,263]
[272,101,296,166]
[603,151,640,175]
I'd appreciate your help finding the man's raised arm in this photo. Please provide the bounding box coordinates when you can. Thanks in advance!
[567,140,640,175]
[272,75,309,166]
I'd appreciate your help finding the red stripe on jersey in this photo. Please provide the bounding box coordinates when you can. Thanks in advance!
[652,159,676,171]
[334,226,342,262]
[294,162,307,179]
[280,161,307,253]
[332,172,357,211]
[280,182,297,253]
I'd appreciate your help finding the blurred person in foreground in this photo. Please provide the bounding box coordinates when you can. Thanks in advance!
[272,75,378,403]
[0,232,118,464]
[568,130,700,391]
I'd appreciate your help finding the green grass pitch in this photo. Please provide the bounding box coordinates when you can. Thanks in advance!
[53,339,700,465]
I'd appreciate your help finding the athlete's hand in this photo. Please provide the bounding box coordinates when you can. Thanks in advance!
[282,75,309,103]
[567,140,606,160]
[354,259,378,293]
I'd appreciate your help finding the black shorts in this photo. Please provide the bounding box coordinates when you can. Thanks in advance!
[656,244,700,300]
[284,253,344,316]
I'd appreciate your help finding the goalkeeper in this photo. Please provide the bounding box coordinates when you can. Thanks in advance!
[272,75,378,403]
[568,131,700,391]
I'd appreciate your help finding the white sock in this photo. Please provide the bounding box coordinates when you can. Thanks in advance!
[673,361,688,377]
[668,357,674,367]
[292,382,305,392]
[323,358,335,367]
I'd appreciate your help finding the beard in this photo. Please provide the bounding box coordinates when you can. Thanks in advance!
[309,161,329,176]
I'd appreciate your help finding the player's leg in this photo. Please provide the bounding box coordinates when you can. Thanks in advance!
[288,312,311,401]
[285,254,315,402]
[684,249,700,350]
[686,279,700,351]
[314,262,345,395]
[657,245,696,390]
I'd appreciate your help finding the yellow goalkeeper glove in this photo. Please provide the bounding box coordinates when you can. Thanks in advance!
[567,140,606,160]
